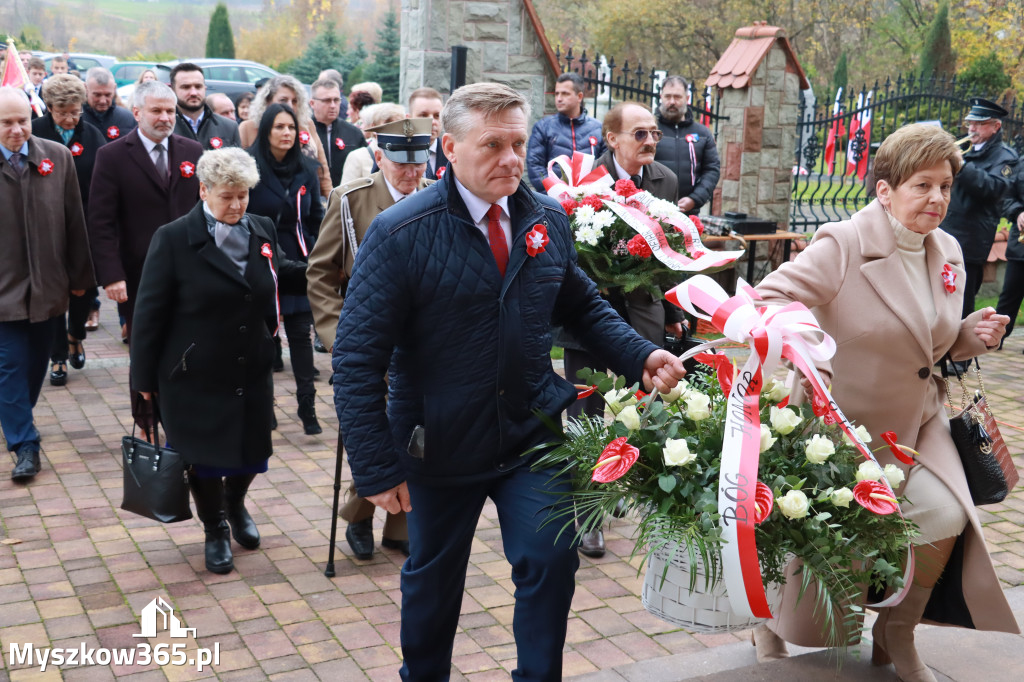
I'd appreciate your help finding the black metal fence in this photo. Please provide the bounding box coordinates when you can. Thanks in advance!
[791,74,1024,232]
[555,47,728,138]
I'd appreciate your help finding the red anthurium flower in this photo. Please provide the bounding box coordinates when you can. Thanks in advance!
[592,437,640,483]
[299,130,311,145]
[881,431,915,465]
[853,480,899,515]
[575,384,597,399]
[106,126,120,139]
[753,482,774,524]
[614,178,640,197]
[694,352,734,395]
[70,142,84,156]
[335,137,345,150]
[37,158,55,176]
[941,264,956,294]
[626,234,652,258]
[209,137,223,149]
[634,390,647,400]
[179,161,195,178]
[525,224,549,257]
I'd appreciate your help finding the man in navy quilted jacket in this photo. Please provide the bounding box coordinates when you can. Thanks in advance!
[526,72,605,191]
[332,82,686,681]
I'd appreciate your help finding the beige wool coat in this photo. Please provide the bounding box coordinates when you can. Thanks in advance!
[755,199,1019,645]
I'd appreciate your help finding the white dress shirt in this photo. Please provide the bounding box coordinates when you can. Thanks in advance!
[612,154,643,182]
[453,176,511,252]
[383,176,418,203]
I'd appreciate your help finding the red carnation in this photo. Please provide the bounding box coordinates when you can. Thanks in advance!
[561,199,578,216]
[690,215,705,235]
[592,437,640,483]
[626,234,652,258]
[580,195,605,211]
[853,480,899,515]
[614,178,640,197]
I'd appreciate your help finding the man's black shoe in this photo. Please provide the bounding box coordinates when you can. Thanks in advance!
[578,528,605,558]
[11,444,41,482]
[313,334,328,353]
[381,537,411,557]
[346,519,374,560]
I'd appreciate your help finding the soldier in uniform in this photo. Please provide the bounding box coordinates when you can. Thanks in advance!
[940,98,1018,317]
[307,117,434,560]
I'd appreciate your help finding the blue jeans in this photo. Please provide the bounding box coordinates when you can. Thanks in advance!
[0,318,57,451]
[399,464,579,681]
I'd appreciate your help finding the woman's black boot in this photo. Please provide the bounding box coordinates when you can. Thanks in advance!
[224,474,260,549]
[187,473,234,574]
[297,394,322,435]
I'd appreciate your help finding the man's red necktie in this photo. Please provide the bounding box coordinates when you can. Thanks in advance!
[487,204,508,276]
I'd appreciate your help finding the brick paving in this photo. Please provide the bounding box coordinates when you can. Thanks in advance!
[1,304,1022,680]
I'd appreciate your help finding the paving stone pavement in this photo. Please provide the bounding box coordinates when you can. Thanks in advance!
[1,304,1023,681]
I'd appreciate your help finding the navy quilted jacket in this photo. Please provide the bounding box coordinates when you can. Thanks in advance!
[332,172,658,494]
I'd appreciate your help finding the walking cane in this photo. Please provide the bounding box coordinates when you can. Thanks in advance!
[324,434,344,577]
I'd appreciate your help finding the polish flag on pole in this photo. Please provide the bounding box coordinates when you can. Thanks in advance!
[1,38,43,116]
[853,92,873,180]
[702,86,713,127]
[823,87,845,175]
[845,92,864,177]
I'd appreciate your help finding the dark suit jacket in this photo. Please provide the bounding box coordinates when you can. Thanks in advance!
[594,150,678,203]
[32,114,107,213]
[425,139,449,181]
[173,104,242,151]
[87,130,202,318]
[130,204,306,469]
[314,116,367,187]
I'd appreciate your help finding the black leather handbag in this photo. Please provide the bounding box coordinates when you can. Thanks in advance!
[121,410,193,523]
[943,357,1019,505]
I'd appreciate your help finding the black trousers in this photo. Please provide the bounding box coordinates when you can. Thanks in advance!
[996,259,1024,338]
[283,311,315,398]
[50,288,96,362]
[962,262,984,318]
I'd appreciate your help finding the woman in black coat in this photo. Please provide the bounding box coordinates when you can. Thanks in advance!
[246,103,325,434]
[32,75,106,387]
[130,148,307,574]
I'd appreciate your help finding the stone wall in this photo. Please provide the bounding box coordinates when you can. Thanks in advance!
[712,46,802,228]
[400,0,557,126]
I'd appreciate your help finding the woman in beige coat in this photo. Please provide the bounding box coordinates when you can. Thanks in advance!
[752,124,1017,681]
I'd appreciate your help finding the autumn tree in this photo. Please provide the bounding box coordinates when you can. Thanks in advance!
[959,52,1012,99]
[206,3,235,59]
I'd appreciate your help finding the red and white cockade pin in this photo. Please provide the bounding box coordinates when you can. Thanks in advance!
[299,130,311,145]
[260,242,274,258]
[335,138,345,150]
[106,126,120,139]
[38,158,55,176]
[179,161,196,178]
[70,142,84,157]
[525,224,549,257]
[209,137,223,149]
[436,165,446,179]
[299,185,307,196]
[589,136,598,147]
[941,264,956,293]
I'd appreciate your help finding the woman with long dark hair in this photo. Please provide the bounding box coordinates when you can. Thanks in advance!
[246,103,324,434]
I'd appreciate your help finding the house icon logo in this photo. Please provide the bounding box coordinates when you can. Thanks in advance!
[133,597,197,638]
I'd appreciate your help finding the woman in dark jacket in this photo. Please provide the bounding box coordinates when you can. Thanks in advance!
[131,148,306,574]
[246,103,325,434]
[32,75,106,387]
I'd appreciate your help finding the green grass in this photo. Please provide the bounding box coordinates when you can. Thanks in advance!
[976,295,1024,327]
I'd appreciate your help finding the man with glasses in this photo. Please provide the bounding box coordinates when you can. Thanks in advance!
[82,67,136,142]
[526,72,604,191]
[655,75,720,215]
[311,77,366,188]
[940,97,1017,318]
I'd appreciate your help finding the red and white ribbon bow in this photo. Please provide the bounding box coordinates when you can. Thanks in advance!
[542,152,614,201]
[260,243,280,336]
[666,275,913,618]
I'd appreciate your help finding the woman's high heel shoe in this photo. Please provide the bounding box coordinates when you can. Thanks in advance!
[751,623,789,662]
[871,584,937,682]
[68,335,86,370]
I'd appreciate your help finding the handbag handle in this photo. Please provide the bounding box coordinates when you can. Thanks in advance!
[940,355,988,418]
[126,402,165,471]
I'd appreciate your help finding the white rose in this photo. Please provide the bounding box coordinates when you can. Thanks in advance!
[843,425,873,447]
[764,379,790,403]
[883,464,906,488]
[615,405,641,431]
[769,405,802,435]
[663,438,696,466]
[777,490,810,519]
[830,487,854,508]
[759,424,777,453]
[685,393,712,421]
[804,434,835,465]
[605,388,637,415]
[855,460,885,482]
[659,380,688,403]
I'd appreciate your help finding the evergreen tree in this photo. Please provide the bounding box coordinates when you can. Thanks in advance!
[339,38,368,84]
[364,10,400,101]
[959,52,1012,98]
[205,3,235,59]
[288,22,347,83]
[830,52,848,98]
[918,2,955,82]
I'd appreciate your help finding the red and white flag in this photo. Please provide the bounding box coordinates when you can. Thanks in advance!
[823,88,845,175]
[845,91,873,180]
[1,39,43,116]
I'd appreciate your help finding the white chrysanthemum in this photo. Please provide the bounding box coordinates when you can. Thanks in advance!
[647,198,680,219]
[591,209,617,230]
[574,224,602,246]
[572,205,596,225]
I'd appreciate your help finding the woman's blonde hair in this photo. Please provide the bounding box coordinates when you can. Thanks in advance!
[360,103,405,130]
[873,123,963,189]
[249,75,313,130]
[197,147,260,189]
[41,75,86,110]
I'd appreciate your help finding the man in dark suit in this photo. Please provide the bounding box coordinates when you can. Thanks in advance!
[311,78,366,188]
[88,80,202,431]
[0,88,94,481]
[170,63,241,151]
[408,87,448,180]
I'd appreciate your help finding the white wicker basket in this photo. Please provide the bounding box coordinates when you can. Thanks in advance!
[641,545,780,633]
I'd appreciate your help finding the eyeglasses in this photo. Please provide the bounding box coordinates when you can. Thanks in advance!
[630,129,663,143]
[313,98,343,105]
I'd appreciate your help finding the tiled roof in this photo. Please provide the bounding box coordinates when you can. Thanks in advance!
[707,22,810,90]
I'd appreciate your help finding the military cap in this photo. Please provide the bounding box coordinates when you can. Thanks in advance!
[368,117,432,164]
[964,97,1008,122]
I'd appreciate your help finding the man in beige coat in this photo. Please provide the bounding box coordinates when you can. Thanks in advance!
[308,117,434,560]
[0,88,94,481]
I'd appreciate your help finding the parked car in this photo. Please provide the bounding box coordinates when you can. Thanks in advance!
[110,61,171,87]
[44,53,117,76]
[161,58,282,97]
